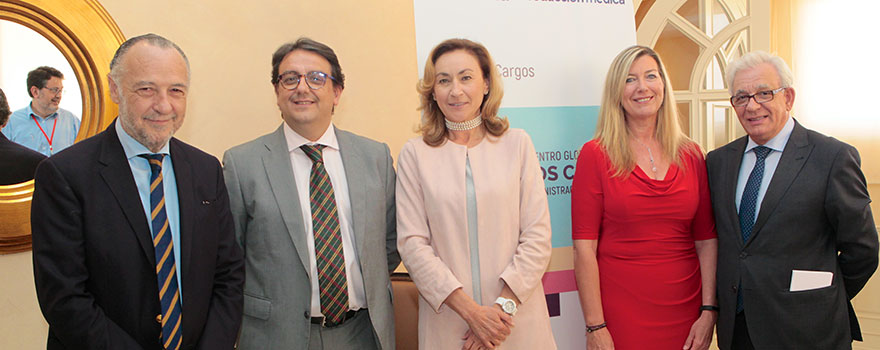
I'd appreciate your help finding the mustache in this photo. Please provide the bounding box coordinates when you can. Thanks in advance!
[142,112,177,121]
[288,91,317,102]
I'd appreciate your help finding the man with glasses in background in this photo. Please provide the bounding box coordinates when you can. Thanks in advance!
[223,37,399,350]
[707,51,878,350]
[2,66,80,156]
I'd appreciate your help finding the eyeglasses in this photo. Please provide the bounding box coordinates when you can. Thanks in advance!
[42,87,63,95]
[277,71,336,90]
[730,87,786,107]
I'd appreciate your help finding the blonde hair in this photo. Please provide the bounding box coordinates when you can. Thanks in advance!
[416,38,508,147]
[594,45,696,177]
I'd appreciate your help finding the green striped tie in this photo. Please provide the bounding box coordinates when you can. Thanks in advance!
[301,145,348,326]
[140,154,182,349]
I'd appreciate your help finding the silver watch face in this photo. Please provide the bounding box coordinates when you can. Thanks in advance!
[502,300,516,314]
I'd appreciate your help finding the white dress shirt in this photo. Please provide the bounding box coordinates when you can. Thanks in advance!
[283,122,367,316]
[735,117,796,222]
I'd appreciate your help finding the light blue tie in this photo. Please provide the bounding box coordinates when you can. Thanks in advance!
[736,145,771,313]
[140,154,182,350]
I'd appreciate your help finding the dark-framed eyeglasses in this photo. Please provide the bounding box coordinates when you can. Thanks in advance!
[278,71,336,90]
[42,87,63,95]
[730,87,786,107]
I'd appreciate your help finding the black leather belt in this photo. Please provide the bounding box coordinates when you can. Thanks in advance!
[310,309,363,327]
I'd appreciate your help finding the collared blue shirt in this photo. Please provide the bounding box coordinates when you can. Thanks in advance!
[735,117,796,223]
[115,120,183,299]
[1,103,80,156]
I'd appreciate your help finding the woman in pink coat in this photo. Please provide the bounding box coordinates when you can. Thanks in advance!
[396,38,556,350]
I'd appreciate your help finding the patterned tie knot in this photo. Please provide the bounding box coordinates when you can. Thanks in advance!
[139,154,166,174]
[301,144,326,164]
[753,146,771,160]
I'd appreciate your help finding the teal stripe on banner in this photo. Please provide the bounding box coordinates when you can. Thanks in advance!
[502,106,599,248]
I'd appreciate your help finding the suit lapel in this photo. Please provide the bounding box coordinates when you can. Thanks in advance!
[723,137,748,248]
[747,121,812,245]
[98,120,155,265]
[169,139,195,288]
[263,126,311,272]
[336,129,367,259]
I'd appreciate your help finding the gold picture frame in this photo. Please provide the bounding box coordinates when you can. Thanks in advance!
[0,0,124,253]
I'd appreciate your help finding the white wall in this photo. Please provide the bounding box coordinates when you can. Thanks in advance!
[0,20,82,120]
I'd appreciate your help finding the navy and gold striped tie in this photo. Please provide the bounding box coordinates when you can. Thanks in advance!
[301,145,349,326]
[140,154,182,350]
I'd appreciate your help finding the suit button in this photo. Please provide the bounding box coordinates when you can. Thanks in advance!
[731,285,738,293]
[304,311,310,319]
[739,252,748,259]
[156,314,162,323]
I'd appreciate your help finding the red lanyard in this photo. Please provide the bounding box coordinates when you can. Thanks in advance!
[32,114,58,153]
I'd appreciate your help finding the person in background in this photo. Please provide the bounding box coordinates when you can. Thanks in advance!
[31,34,244,350]
[0,87,45,185]
[707,51,878,350]
[2,66,80,156]
[571,45,718,350]
[224,37,399,350]
[397,38,556,350]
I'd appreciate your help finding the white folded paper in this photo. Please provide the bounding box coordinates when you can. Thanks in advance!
[790,270,833,292]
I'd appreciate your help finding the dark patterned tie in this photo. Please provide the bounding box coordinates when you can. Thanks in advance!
[139,154,182,350]
[300,145,349,326]
[736,145,771,313]
[739,146,771,243]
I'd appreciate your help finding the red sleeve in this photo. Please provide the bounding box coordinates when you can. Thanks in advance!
[571,140,606,240]
[687,146,717,241]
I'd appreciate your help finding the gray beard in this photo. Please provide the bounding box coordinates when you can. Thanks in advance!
[118,112,175,153]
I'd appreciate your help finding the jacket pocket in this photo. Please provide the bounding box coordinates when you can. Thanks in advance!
[243,293,271,320]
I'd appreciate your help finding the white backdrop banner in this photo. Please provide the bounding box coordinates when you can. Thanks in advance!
[413,0,635,348]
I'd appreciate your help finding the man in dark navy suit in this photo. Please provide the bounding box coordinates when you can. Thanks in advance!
[708,51,878,350]
[31,34,244,350]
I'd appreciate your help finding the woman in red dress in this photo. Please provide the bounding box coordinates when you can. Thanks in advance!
[571,45,718,350]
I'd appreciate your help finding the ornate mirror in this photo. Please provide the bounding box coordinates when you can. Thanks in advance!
[0,0,124,253]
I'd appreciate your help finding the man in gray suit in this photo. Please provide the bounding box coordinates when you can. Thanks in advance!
[707,51,878,350]
[223,37,399,349]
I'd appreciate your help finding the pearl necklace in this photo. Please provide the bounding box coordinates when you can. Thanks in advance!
[633,138,658,174]
[445,115,482,131]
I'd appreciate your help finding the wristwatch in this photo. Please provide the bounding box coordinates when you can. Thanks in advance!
[494,297,517,316]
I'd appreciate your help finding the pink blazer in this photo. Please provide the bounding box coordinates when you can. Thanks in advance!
[396,129,556,349]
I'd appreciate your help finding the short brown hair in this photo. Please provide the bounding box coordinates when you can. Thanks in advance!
[26,66,63,97]
[270,37,345,90]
